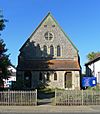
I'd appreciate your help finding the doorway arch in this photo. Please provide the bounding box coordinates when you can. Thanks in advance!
[64,72,72,88]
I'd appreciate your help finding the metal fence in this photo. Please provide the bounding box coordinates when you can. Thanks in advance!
[55,89,100,105]
[0,90,37,105]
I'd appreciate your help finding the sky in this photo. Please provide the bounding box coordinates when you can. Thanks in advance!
[0,0,100,73]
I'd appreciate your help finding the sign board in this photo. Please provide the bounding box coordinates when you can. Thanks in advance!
[82,77,97,87]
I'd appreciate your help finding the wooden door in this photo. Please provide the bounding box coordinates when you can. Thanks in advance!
[65,72,72,88]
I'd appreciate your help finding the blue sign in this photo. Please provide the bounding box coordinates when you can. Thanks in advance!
[82,77,97,87]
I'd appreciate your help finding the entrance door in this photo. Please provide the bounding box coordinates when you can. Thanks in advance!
[64,72,72,88]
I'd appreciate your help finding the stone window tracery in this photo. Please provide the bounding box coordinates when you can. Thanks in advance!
[44,32,53,40]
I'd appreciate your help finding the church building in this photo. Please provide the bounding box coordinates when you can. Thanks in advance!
[16,13,81,90]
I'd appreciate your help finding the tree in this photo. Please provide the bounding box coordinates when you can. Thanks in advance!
[0,10,10,88]
[0,10,6,31]
[87,51,100,61]
[0,18,5,31]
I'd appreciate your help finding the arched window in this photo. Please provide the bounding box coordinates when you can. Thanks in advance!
[57,45,61,56]
[39,72,42,81]
[47,72,50,81]
[50,45,54,56]
[54,73,57,80]
[24,71,32,88]
[43,45,47,56]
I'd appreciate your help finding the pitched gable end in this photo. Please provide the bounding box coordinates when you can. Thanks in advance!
[19,12,78,52]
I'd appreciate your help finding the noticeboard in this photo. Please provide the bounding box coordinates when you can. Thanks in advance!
[82,77,97,87]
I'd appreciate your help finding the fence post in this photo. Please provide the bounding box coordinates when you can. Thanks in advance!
[21,91,22,105]
[68,90,69,105]
[82,89,83,105]
[8,89,10,106]
[55,89,56,105]
[91,89,93,105]
[99,90,100,105]
[36,89,37,105]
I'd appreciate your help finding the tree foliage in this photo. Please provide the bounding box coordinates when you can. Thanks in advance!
[0,10,10,87]
[0,10,6,31]
[87,51,100,61]
[0,39,10,79]
[0,19,5,31]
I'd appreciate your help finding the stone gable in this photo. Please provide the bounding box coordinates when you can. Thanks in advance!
[20,13,78,60]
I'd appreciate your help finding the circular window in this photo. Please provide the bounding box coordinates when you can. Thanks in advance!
[44,32,53,40]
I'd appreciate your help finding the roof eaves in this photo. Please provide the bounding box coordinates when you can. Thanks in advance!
[85,56,100,66]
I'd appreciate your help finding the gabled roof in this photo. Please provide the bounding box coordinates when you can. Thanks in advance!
[19,12,78,52]
[85,54,100,66]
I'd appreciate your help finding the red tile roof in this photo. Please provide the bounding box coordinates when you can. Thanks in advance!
[17,59,80,71]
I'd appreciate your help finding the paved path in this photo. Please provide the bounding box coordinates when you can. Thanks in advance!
[0,105,100,113]
[37,89,55,105]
